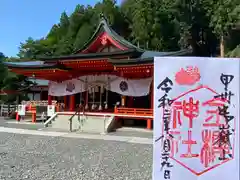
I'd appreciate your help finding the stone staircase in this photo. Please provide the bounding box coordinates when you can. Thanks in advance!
[44,113,116,134]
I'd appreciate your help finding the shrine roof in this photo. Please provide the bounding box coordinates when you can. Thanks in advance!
[4,48,192,70]
[109,58,152,66]
[109,49,193,65]
[3,61,66,70]
[38,48,191,62]
[39,49,141,61]
[5,61,44,65]
[74,14,143,53]
[141,49,192,59]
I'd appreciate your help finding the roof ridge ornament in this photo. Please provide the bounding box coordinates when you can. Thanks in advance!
[99,13,108,23]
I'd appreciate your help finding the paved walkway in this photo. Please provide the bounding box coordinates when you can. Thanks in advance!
[0,126,153,145]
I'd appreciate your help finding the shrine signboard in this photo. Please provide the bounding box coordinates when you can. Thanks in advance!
[153,57,239,180]
[18,105,26,116]
[47,105,55,117]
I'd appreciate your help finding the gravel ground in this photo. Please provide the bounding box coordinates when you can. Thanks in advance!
[0,132,152,180]
[0,121,43,130]
[108,130,153,139]
[0,117,44,130]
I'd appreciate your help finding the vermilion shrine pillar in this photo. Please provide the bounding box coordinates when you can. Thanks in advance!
[48,95,52,105]
[69,95,75,111]
[151,83,153,109]
[128,96,134,107]
[64,96,67,110]
[147,82,153,129]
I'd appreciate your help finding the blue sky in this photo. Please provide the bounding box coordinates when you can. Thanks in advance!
[0,0,121,57]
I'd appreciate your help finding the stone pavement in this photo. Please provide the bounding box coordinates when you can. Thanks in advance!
[0,117,153,179]
[0,128,152,180]
[0,126,152,145]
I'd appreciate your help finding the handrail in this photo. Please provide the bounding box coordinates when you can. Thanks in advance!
[69,109,80,121]
[69,107,83,132]
[44,113,58,127]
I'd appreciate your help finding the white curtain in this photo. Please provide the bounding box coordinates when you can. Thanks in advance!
[107,77,152,96]
[48,75,152,97]
[48,79,85,96]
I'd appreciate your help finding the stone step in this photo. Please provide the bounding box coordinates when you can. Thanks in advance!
[49,114,116,134]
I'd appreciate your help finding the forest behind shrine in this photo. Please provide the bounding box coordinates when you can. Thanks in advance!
[5,0,240,60]
[0,0,240,103]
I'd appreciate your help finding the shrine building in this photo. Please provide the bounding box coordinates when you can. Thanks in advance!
[4,15,192,129]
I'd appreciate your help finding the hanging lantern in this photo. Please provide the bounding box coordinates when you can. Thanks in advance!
[88,87,92,94]
[79,92,82,106]
[99,84,103,111]
[100,84,104,94]
[85,103,88,110]
[85,77,89,110]
[92,87,95,110]
[104,101,108,109]
[95,86,99,93]
[99,104,102,111]
[91,103,95,110]
[105,76,110,109]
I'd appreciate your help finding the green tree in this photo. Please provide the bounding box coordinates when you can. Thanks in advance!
[0,53,33,103]
[15,0,240,59]
[227,45,240,57]
[173,0,219,56]
[206,0,240,56]
[124,0,180,51]
[0,53,7,89]
[1,73,32,103]
[74,23,94,51]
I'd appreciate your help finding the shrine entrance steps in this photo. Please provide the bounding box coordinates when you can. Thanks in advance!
[44,112,117,134]
[43,108,153,133]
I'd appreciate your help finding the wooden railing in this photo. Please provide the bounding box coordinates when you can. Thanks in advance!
[114,107,153,118]
[26,106,36,113]
[0,104,17,117]
[27,104,60,113]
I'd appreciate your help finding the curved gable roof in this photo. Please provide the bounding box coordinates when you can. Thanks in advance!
[74,14,143,53]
